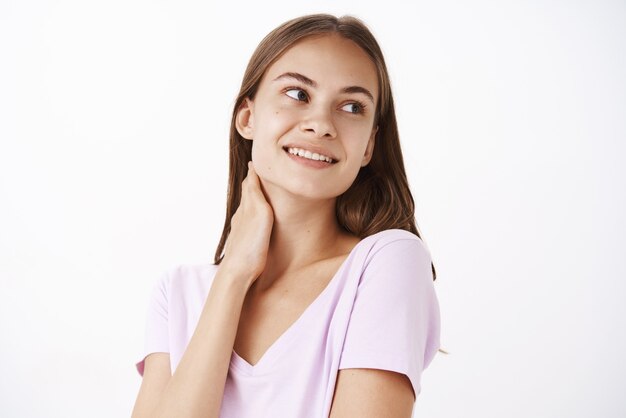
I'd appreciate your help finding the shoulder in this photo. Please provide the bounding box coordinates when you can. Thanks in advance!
[152,262,219,299]
[360,229,432,268]
[351,229,435,294]
[169,262,219,284]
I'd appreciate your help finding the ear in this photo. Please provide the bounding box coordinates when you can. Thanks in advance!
[235,98,255,140]
[361,125,378,167]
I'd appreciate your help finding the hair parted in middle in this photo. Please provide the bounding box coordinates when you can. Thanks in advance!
[213,13,435,280]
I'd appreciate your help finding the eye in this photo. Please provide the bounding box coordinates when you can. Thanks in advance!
[341,102,365,114]
[285,88,308,102]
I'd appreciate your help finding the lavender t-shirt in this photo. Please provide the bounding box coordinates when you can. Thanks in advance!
[136,228,440,417]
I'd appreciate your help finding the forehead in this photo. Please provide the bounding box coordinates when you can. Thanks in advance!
[263,34,379,100]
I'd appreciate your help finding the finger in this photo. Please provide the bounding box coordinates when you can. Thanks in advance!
[242,161,266,204]
[241,164,252,189]
[246,162,261,186]
[241,161,254,187]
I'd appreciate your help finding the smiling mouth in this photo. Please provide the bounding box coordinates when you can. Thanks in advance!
[283,147,336,164]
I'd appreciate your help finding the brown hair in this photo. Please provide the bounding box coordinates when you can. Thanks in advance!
[213,14,436,280]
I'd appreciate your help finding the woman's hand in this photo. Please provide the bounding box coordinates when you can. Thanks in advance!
[220,161,274,286]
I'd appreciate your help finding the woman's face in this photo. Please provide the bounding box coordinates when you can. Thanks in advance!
[236,33,379,201]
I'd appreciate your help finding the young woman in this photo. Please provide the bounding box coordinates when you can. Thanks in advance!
[132,14,440,418]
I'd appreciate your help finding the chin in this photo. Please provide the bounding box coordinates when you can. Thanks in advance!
[263,175,349,201]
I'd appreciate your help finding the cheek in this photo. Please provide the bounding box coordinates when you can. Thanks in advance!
[249,134,284,179]
[339,125,374,160]
[253,112,294,147]
[250,141,273,169]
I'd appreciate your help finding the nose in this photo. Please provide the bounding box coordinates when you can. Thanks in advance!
[299,105,337,139]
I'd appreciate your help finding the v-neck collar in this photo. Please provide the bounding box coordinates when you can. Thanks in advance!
[229,236,367,376]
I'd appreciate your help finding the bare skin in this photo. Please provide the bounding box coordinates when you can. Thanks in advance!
[131,34,415,418]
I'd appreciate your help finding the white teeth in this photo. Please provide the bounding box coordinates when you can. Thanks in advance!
[287,147,333,163]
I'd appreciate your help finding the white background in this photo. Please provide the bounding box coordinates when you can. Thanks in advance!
[1,0,625,417]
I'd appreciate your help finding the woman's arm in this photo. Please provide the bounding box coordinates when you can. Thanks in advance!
[131,353,170,417]
[131,163,273,418]
[329,368,415,418]
[131,268,253,418]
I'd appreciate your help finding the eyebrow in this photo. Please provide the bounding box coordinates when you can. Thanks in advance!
[272,72,375,104]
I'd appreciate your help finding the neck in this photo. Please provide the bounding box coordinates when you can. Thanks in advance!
[254,179,355,290]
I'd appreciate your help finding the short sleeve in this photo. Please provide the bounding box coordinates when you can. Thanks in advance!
[338,237,440,398]
[135,269,171,376]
